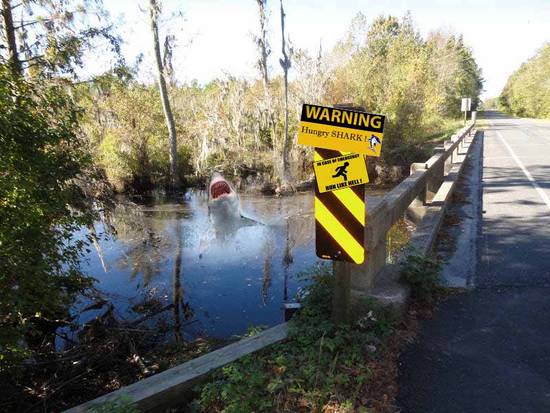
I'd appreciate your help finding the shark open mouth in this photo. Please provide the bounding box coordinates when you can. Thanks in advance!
[210,181,232,200]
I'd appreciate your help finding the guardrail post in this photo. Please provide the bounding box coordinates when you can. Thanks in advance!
[406,163,427,223]
[443,140,453,174]
[428,147,445,203]
[451,134,459,163]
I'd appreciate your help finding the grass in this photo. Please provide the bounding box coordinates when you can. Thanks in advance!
[384,118,464,167]
[187,265,405,413]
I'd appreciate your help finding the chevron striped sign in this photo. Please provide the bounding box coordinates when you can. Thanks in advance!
[314,148,366,264]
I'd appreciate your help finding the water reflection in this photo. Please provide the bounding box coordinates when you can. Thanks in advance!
[73,190,320,340]
[72,186,393,343]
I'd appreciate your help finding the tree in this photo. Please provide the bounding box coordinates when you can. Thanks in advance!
[0,65,95,369]
[253,0,277,171]
[500,43,550,119]
[279,0,293,192]
[0,0,120,78]
[149,0,179,189]
[254,0,270,87]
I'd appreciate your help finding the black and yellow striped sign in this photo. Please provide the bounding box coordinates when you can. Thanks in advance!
[314,148,366,264]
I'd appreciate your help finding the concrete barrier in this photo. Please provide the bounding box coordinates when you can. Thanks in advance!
[63,323,288,412]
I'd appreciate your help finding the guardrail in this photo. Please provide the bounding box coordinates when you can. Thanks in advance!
[333,121,476,316]
[65,121,477,412]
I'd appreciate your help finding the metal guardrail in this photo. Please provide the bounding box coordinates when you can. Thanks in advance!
[337,121,476,296]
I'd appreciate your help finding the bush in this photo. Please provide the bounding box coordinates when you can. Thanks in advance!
[81,81,194,192]
[401,253,442,304]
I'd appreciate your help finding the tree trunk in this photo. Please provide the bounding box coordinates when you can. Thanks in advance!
[255,0,269,87]
[254,1,277,177]
[279,0,293,192]
[149,0,178,190]
[1,0,21,76]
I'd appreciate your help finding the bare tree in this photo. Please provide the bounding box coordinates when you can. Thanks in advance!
[149,0,179,189]
[254,0,270,86]
[253,0,277,166]
[279,0,293,192]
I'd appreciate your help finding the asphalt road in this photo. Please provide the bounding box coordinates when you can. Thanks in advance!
[398,111,550,413]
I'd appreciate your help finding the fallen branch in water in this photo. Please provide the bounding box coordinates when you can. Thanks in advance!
[130,303,175,326]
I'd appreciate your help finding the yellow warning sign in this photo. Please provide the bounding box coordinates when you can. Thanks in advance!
[313,153,368,193]
[314,148,366,264]
[298,104,385,156]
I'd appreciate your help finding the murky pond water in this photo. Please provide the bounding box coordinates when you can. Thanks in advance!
[69,189,386,342]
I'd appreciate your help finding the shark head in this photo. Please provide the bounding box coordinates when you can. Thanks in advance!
[208,173,241,225]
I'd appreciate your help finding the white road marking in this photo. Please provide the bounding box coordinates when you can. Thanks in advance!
[496,129,550,211]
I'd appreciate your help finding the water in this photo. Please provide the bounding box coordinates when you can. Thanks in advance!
[69,189,385,342]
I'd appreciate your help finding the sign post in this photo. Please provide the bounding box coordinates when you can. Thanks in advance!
[461,97,472,125]
[297,103,386,323]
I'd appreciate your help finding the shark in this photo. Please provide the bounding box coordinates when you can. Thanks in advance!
[207,172,260,229]
[199,173,262,256]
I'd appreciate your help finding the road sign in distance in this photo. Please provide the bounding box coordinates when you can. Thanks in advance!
[461,98,472,112]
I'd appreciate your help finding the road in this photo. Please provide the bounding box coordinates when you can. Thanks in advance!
[398,111,550,413]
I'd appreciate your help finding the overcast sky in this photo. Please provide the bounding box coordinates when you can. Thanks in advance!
[91,0,550,99]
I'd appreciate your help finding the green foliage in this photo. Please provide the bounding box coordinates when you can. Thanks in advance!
[482,97,499,110]
[500,43,550,119]
[1,0,121,79]
[78,78,193,191]
[73,13,484,190]
[0,65,94,369]
[193,265,398,413]
[330,15,482,166]
[401,252,442,304]
[90,396,139,413]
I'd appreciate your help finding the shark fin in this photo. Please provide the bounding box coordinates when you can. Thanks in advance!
[240,214,264,226]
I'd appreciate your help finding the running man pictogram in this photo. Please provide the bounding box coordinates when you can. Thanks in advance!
[332,161,349,181]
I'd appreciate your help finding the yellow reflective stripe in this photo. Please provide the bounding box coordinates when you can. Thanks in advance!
[315,197,364,264]
[332,188,365,225]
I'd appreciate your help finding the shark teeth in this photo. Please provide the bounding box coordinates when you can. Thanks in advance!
[210,181,232,199]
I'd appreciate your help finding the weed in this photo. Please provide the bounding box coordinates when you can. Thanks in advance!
[401,252,442,305]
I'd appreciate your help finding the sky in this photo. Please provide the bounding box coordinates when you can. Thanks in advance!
[92,0,550,99]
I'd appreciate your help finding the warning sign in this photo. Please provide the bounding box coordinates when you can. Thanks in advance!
[298,104,385,156]
[313,153,368,193]
[314,148,366,264]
